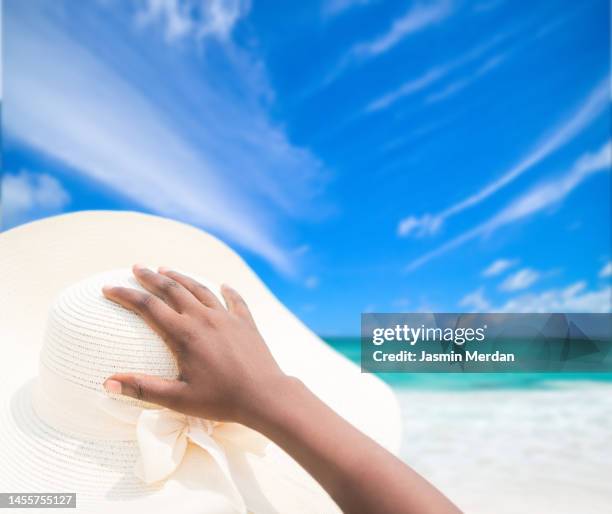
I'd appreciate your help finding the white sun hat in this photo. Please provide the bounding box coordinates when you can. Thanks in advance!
[0,211,401,513]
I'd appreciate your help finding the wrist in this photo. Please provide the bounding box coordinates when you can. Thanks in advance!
[240,374,308,434]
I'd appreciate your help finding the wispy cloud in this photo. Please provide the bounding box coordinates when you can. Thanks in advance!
[399,79,610,237]
[318,0,454,91]
[425,52,507,104]
[599,261,612,278]
[406,141,611,270]
[459,281,611,313]
[499,267,540,291]
[366,30,512,113]
[4,2,328,275]
[500,281,611,313]
[1,170,70,228]
[136,0,249,42]
[486,142,610,227]
[459,287,490,310]
[482,258,517,277]
[353,0,454,58]
[367,12,571,114]
[366,67,446,112]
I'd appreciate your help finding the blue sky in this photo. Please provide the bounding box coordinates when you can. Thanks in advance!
[2,0,611,334]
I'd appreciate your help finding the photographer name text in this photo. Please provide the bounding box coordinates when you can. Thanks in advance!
[372,349,515,362]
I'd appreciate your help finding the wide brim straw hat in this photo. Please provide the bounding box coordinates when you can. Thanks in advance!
[0,211,401,513]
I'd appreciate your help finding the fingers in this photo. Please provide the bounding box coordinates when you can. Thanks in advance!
[221,284,255,324]
[102,285,183,353]
[133,265,199,313]
[158,268,224,310]
[104,374,188,409]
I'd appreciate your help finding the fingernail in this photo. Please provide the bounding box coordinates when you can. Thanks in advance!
[158,266,170,273]
[102,285,112,295]
[133,263,147,273]
[104,379,122,395]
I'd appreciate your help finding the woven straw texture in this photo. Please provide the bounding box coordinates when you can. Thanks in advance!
[42,270,179,396]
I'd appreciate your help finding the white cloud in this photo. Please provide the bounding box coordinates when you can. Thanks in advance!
[366,30,513,113]
[366,67,445,112]
[482,258,517,277]
[425,52,507,104]
[499,268,540,291]
[599,262,612,278]
[137,0,249,42]
[459,281,611,313]
[398,213,441,237]
[315,0,454,92]
[4,2,328,276]
[354,0,453,58]
[499,281,611,313]
[488,142,610,226]
[424,77,470,104]
[1,171,70,228]
[459,287,491,310]
[399,78,609,238]
[405,141,611,271]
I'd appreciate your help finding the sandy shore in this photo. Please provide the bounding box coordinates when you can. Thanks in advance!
[395,381,612,514]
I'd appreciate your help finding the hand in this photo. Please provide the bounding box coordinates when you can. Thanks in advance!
[102,265,288,425]
[103,267,461,514]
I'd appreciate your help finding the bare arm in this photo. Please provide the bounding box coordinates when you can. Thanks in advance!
[103,265,461,514]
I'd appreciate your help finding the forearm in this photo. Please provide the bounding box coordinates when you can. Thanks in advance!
[247,376,461,514]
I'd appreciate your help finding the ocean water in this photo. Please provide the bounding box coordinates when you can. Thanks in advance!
[324,336,612,390]
[325,337,612,513]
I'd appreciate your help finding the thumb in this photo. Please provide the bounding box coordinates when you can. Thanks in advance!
[104,373,186,409]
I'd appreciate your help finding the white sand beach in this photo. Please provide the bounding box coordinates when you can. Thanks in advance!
[396,382,612,514]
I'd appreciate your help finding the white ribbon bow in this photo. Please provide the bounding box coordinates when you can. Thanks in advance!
[98,397,268,514]
[134,410,231,484]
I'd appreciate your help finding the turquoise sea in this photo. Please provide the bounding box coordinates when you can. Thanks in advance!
[324,336,612,390]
